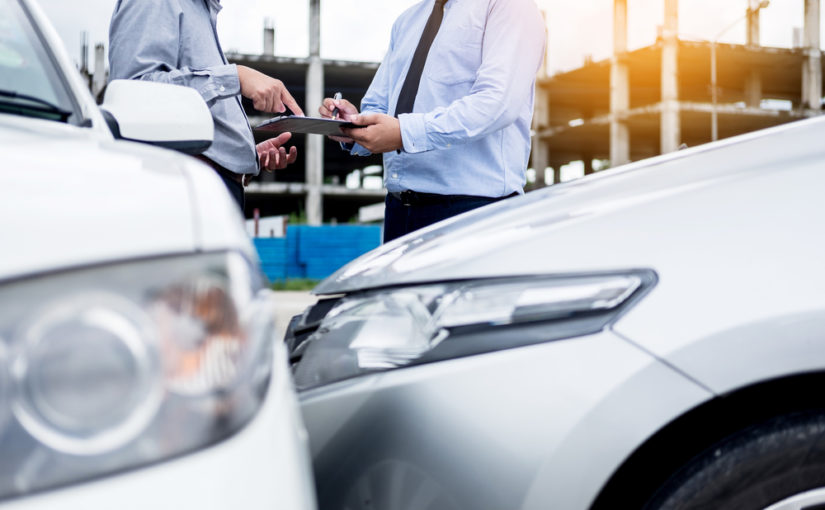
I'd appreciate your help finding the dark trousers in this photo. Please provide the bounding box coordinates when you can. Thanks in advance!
[383,191,515,243]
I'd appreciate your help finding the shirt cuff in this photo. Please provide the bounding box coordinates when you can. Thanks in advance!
[399,113,429,153]
[202,64,241,101]
[348,142,372,157]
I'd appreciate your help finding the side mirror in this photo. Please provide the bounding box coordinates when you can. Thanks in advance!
[100,80,214,155]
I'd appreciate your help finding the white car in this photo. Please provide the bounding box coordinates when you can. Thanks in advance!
[288,115,825,510]
[0,0,315,508]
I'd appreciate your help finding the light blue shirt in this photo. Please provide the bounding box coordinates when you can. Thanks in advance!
[351,0,546,197]
[109,0,258,176]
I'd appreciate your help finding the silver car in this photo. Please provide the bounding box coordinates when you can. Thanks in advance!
[287,115,825,510]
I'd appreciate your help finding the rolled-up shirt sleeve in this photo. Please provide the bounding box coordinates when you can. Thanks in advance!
[109,0,239,106]
[398,0,546,153]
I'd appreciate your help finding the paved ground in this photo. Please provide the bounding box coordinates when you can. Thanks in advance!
[271,291,318,340]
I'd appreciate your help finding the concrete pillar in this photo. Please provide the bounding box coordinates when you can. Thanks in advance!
[802,0,822,110]
[305,0,324,225]
[745,70,762,107]
[660,0,680,154]
[80,31,91,91]
[531,135,549,187]
[92,43,106,99]
[746,0,761,46]
[744,1,763,108]
[611,0,631,167]
[264,18,275,56]
[547,161,561,185]
[531,11,550,187]
[80,31,89,74]
[530,123,549,185]
[583,156,594,176]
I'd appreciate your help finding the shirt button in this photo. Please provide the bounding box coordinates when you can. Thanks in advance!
[219,85,226,92]
[447,143,452,148]
[392,173,398,179]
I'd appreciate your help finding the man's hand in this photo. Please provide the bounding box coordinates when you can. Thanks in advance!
[319,97,359,143]
[238,65,304,116]
[257,132,298,172]
[341,113,403,153]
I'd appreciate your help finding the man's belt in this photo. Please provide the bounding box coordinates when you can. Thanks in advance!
[389,189,518,206]
[193,155,252,186]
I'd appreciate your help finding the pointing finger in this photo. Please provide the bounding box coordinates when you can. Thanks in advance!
[282,89,304,117]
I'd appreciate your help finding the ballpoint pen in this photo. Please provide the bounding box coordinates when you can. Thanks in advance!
[332,91,342,120]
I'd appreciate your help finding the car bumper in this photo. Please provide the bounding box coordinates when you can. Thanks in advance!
[1,341,317,510]
[299,330,711,510]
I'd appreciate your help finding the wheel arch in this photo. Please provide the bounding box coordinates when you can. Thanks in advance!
[590,371,825,510]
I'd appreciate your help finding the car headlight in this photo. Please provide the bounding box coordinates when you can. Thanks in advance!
[292,271,655,390]
[0,252,275,500]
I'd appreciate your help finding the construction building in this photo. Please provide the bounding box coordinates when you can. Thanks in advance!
[532,0,824,184]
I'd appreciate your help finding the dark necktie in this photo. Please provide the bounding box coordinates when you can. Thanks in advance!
[395,0,448,117]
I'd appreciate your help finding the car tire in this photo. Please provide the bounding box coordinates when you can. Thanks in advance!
[643,411,825,510]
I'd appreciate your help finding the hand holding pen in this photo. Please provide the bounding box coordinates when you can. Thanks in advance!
[320,92,358,122]
[319,91,360,143]
[331,92,342,120]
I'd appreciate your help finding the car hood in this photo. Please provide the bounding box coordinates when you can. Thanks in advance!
[315,116,825,295]
[0,115,248,281]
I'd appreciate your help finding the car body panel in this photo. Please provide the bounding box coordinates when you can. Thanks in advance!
[300,331,711,510]
[617,310,825,396]
[180,157,258,261]
[315,116,825,296]
[609,155,825,393]
[0,116,197,280]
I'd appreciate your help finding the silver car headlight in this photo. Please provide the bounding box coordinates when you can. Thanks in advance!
[0,252,275,501]
[292,271,655,390]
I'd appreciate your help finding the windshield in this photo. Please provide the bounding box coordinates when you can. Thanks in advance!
[0,0,79,123]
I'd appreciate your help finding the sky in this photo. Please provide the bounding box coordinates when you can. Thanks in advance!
[38,0,825,75]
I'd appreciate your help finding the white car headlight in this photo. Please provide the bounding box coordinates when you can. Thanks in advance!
[0,252,275,500]
[12,292,163,456]
[292,271,655,390]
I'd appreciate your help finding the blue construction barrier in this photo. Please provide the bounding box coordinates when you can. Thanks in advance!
[254,237,288,282]
[254,225,382,282]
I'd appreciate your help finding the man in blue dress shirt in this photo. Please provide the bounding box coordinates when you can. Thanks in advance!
[320,0,546,242]
[109,0,303,211]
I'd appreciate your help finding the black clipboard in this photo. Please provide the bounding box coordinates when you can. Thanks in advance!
[254,116,357,136]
